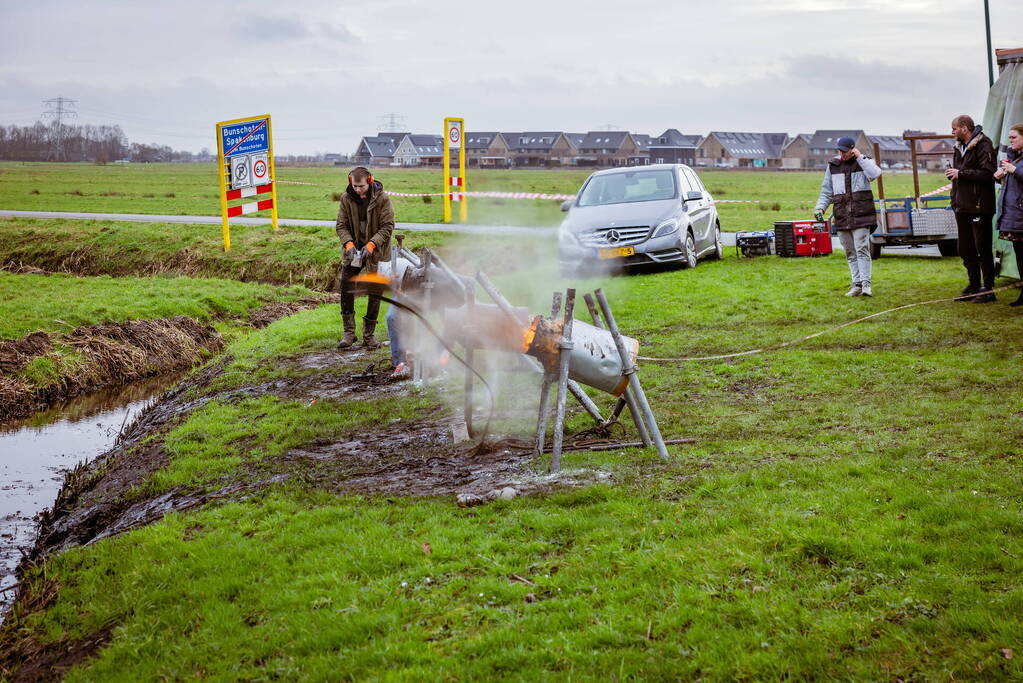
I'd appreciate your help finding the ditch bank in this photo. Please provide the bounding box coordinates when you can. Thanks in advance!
[0,296,335,422]
[0,231,339,290]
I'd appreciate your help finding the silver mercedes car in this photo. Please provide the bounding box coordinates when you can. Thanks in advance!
[557,164,722,276]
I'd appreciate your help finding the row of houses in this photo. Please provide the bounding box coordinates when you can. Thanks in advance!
[354,129,951,170]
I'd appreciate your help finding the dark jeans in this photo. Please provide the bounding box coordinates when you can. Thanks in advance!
[955,212,995,289]
[339,264,381,320]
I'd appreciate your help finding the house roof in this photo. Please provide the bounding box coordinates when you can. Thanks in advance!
[919,139,955,154]
[376,132,409,144]
[564,133,586,149]
[407,134,444,155]
[502,132,564,151]
[650,129,702,148]
[867,135,910,152]
[808,130,867,150]
[632,134,652,152]
[465,132,501,150]
[580,131,630,149]
[782,133,813,152]
[709,132,788,159]
[359,136,397,158]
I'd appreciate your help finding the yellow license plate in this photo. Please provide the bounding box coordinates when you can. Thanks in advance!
[597,246,635,260]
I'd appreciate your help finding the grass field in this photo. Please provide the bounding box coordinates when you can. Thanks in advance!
[0,161,950,231]
[0,272,310,340]
[1,165,1021,679]
[4,239,1023,679]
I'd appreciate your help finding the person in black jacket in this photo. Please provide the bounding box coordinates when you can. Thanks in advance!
[947,115,998,302]
[995,124,1023,307]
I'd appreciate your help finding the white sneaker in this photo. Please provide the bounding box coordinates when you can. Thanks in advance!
[861,284,873,297]
[844,286,862,297]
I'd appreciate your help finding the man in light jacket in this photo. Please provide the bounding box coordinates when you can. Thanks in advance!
[814,136,883,297]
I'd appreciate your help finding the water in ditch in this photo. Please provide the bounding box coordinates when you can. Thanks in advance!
[0,372,185,616]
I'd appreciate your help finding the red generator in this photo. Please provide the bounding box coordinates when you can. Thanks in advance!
[773,220,833,257]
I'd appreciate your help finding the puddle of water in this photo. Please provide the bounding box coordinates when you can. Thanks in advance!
[0,372,185,615]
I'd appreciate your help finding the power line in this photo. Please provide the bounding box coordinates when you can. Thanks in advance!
[41,96,77,161]
[378,113,407,132]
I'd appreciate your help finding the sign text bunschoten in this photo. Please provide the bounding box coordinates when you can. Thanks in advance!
[221,119,269,158]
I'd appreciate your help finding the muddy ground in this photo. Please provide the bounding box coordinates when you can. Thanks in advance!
[26,348,609,563]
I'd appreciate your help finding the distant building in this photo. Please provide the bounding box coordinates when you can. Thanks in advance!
[352,133,405,166]
[806,130,872,168]
[501,132,577,167]
[393,134,445,166]
[464,132,510,168]
[576,131,642,167]
[867,135,912,168]
[697,132,788,168]
[781,134,813,169]
[903,132,955,172]
[648,129,702,166]
[631,134,653,165]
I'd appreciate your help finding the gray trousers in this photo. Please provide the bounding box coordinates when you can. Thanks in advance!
[838,227,872,286]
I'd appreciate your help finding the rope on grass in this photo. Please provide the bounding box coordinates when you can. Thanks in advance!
[637,281,1023,363]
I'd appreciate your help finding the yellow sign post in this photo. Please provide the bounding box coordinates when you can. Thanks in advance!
[443,116,467,223]
[215,114,278,251]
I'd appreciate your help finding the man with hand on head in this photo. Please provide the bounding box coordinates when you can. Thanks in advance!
[336,166,394,349]
[947,115,998,302]
[814,136,882,297]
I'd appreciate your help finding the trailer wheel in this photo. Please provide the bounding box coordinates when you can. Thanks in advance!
[870,241,882,260]
[938,239,958,257]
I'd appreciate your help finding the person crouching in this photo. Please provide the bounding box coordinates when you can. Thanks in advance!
[336,166,394,349]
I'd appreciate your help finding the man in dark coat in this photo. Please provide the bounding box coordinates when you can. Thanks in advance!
[947,115,998,302]
[335,166,394,348]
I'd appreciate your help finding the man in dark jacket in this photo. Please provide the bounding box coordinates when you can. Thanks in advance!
[335,166,394,348]
[947,115,998,302]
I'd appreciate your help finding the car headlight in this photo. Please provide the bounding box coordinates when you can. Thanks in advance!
[651,218,679,239]
[558,224,579,245]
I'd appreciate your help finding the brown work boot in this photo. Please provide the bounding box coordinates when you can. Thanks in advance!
[361,317,381,348]
[338,314,357,349]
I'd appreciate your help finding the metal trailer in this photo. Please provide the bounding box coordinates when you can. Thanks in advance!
[866,136,958,259]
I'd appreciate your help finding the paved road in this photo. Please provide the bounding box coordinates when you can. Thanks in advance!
[0,209,943,256]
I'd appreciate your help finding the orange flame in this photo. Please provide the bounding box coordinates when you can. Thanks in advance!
[350,272,392,286]
[521,317,539,353]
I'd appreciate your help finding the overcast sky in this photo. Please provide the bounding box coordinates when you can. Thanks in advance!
[0,0,1017,155]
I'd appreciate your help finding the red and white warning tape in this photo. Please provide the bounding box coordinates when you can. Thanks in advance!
[278,179,958,205]
[920,183,952,198]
